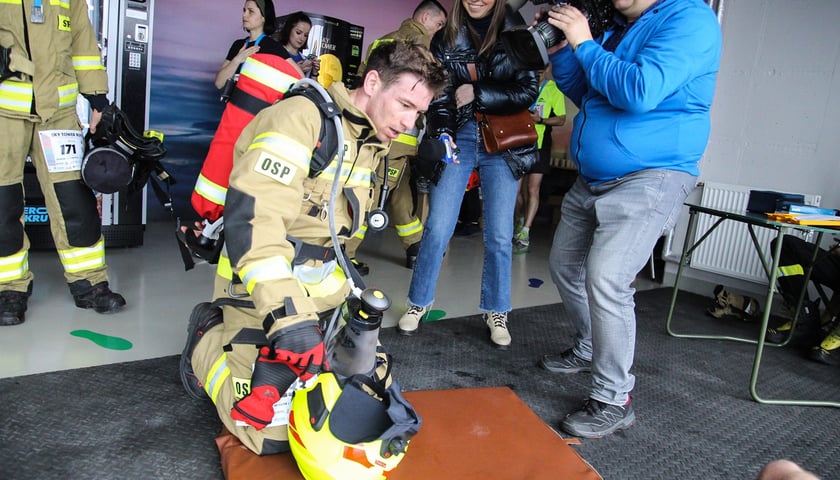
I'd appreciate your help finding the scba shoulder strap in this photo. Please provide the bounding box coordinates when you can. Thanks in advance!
[282,83,340,178]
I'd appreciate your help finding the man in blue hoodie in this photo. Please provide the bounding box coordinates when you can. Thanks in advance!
[538,0,722,438]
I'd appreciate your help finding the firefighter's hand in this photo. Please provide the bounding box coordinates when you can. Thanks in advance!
[89,109,103,134]
[231,385,281,430]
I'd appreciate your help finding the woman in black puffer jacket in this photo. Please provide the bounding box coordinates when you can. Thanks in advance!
[398,0,538,350]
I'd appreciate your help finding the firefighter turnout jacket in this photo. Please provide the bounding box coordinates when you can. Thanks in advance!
[345,19,431,256]
[0,0,107,120]
[191,82,390,455]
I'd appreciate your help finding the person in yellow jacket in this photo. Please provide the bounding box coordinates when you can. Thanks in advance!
[345,0,447,274]
[180,41,446,456]
[0,0,126,326]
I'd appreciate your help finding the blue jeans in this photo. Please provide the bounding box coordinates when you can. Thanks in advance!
[408,120,519,312]
[549,169,696,405]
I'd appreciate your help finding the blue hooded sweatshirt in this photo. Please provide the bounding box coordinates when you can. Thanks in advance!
[549,0,722,184]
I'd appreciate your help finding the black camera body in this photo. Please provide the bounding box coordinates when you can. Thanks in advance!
[501,0,616,70]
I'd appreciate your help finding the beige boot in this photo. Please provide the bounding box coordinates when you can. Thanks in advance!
[398,304,429,336]
[485,311,511,350]
[707,285,760,321]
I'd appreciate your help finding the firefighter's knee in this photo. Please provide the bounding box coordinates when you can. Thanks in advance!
[54,180,101,246]
[0,183,24,256]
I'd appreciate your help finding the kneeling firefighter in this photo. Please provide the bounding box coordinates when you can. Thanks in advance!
[178,40,446,473]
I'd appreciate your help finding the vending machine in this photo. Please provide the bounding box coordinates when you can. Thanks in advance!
[25,0,156,248]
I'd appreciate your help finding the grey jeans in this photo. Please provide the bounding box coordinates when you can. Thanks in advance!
[549,169,696,405]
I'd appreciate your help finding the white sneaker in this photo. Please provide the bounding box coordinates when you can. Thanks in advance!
[485,311,511,350]
[398,304,429,336]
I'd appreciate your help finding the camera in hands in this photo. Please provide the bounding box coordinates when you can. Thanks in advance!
[501,0,616,70]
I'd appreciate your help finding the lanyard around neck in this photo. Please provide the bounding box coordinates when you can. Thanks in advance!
[247,33,266,47]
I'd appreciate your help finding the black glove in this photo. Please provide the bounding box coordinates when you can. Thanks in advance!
[415,136,448,185]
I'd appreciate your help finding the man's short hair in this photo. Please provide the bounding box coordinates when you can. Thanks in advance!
[363,41,447,98]
[413,0,447,20]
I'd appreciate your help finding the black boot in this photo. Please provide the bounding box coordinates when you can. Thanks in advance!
[180,302,224,400]
[766,299,821,346]
[0,283,32,326]
[350,258,369,276]
[71,280,126,314]
[809,322,840,365]
[405,242,420,269]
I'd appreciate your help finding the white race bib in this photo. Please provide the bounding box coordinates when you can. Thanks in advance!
[38,130,85,173]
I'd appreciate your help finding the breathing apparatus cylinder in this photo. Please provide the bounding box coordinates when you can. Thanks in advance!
[329,289,390,378]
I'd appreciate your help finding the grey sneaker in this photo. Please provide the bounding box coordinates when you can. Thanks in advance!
[398,304,429,336]
[539,348,592,373]
[485,311,511,350]
[561,398,635,438]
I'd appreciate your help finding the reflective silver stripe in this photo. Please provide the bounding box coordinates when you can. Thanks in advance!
[72,56,105,71]
[205,353,230,403]
[320,163,373,188]
[240,57,298,91]
[395,219,423,237]
[248,132,312,172]
[194,173,228,205]
[58,83,79,109]
[0,81,34,112]
[239,257,295,293]
[57,240,105,273]
[0,251,29,281]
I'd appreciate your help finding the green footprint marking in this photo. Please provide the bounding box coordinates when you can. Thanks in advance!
[422,309,447,323]
[70,330,133,350]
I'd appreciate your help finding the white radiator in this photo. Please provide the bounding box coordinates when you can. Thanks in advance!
[692,182,821,284]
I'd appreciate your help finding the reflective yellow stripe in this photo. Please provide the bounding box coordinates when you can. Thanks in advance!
[394,133,418,147]
[205,353,230,404]
[240,56,298,91]
[0,80,34,113]
[320,163,373,189]
[217,254,233,280]
[0,0,22,4]
[395,219,423,238]
[0,250,29,282]
[239,257,294,293]
[57,82,78,109]
[249,132,312,172]
[50,0,70,7]
[353,224,367,240]
[194,173,228,206]
[778,264,804,277]
[57,239,105,273]
[72,55,105,71]
[301,267,347,298]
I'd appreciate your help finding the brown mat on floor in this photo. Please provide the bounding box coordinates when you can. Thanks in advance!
[217,386,602,480]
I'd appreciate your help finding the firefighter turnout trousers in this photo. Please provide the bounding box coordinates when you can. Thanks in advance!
[0,109,107,292]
